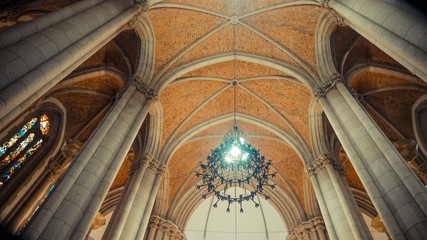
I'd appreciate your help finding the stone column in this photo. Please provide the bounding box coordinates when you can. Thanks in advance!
[318,75,427,240]
[24,80,157,240]
[324,0,427,82]
[0,0,144,129]
[102,153,152,240]
[146,216,185,240]
[118,159,166,240]
[3,139,83,234]
[307,154,372,240]
[288,217,327,240]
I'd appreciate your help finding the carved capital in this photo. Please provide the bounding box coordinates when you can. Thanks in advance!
[314,73,342,98]
[1,6,22,23]
[47,158,62,181]
[130,78,158,100]
[319,0,330,9]
[307,153,345,176]
[91,212,106,230]
[129,153,152,175]
[61,139,83,160]
[148,216,185,239]
[135,0,149,11]
[148,159,167,176]
[331,10,346,26]
[288,217,325,239]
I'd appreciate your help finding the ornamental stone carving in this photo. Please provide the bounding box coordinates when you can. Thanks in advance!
[148,216,186,240]
[314,73,342,98]
[288,217,326,240]
[135,0,149,11]
[306,153,345,176]
[47,159,62,182]
[147,158,167,176]
[130,78,158,100]
[129,153,152,175]
[319,0,330,9]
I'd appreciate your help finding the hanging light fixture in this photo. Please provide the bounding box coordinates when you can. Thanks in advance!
[195,4,276,212]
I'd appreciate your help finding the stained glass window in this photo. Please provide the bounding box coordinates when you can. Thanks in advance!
[0,114,50,188]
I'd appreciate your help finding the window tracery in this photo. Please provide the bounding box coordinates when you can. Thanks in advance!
[0,114,50,187]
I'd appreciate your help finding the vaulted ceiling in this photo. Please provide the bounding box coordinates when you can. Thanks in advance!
[2,0,426,226]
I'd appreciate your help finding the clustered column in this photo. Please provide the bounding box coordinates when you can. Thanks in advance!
[102,153,152,240]
[323,0,427,81]
[288,217,327,240]
[317,75,427,240]
[307,154,371,240]
[118,159,167,240]
[0,0,143,129]
[24,79,156,240]
[145,215,186,240]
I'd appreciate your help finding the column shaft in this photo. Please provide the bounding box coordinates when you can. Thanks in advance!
[309,175,338,240]
[104,156,150,240]
[24,86,153,240]
[329,0,427,81]
[136,174,163,239]
[0,0,141,126]
[0,0,105,48]
[120,170,157,240]
[325,164,370,239]
[320,82,427,239]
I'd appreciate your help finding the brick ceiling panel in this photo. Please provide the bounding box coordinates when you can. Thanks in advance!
[168,138,222,205]
[195,120,277,138]
[164,0,233,15]
[241,79,312,146]
[164,24,235,75]
[64,75,124,95]
[149,8,227,76]
[365,89,425,140]
[349,71,414,93]
[174,85,298,141]
[160,80,229,147]
[249,139,305,210]
[54,94,110,140]
[244,5,322,72]
[235,24,301,67]
[233,0,296,16]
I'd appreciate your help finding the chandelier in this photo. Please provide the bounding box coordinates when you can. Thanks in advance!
[195,81,276,213]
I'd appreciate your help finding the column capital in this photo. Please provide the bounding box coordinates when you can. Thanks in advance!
[135,0,149,11]
[130,77,158,100]
[148,215,185,240]
[288,217,326,240]
[307,153,345,176]
[314,73,342,98]
[47,158,62,182]
[129,153,152,175]
[148,159,168,176]
[319,0,330,9]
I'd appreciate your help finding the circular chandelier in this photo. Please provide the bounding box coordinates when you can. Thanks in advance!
[195,82,276,213]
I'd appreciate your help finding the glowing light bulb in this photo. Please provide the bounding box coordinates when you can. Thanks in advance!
[225,155,232,162]
[230,146,241,158]
[239,137,245,144]
[242,152,249,160]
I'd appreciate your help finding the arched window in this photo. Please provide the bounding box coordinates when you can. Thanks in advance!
[0,114,50,188]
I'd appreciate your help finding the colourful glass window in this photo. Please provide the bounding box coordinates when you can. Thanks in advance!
[0,115,50,188]
[0,118,37,157]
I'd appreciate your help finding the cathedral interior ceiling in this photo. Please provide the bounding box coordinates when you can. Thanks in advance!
[5,0,426,214]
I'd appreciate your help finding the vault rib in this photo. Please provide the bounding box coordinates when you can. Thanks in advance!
[173,76,231,84]
[151,2,230,19]
[153,21,231,83]
[162,83,231,150]
[238,1,318,19]
[238,84,310,151]
[239,21,317,79]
